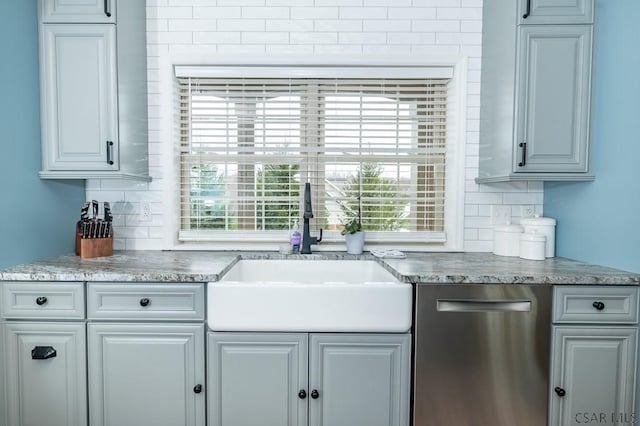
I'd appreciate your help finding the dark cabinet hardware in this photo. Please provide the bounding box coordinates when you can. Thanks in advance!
[32,346,57,360]
[298,390,307,399]
[522,0,531,19]
[36,296,48,306]
[139,298,151,307]
[518,142,527,167]
[193,384,202,394]
[592,301,605,311]
[106,141,114,165]
[310,389,320,399]
[104,0,112,18]
[554,386,566,397]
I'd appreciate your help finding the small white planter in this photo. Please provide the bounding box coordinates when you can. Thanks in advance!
[345,231,365,255]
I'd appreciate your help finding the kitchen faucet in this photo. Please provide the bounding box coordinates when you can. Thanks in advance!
[301,182,322,254]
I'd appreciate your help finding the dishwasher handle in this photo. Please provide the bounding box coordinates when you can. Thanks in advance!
[437,300,532,313]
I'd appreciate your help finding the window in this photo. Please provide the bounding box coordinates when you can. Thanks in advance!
[176,66,459,246]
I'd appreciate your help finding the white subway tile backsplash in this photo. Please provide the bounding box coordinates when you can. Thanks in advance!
[290,7,338,19]
[219,19,266,32]
[315,19,362,32]
[193,7,241,19]
[242,31,289,44]
[388,8,436,20]
[339,7,387,19]
[290,31,338,44]
[338,32,386,44]
[89,0,539,251]
[242,7,289,19]
[267,19,315,32]
[362,20,410,32]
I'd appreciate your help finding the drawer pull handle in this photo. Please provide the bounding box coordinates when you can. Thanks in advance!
[298,390,307,399]
[311,389,320,399]
[32,346,57,360]
[522,0,531,19]
[592,301,605,311]
[36,296,48,306]
[193,384,203,394]
[106,141,114,165]
[554,386,566,397]
[139,298,151,307]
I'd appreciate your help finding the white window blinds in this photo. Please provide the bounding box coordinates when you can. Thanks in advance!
[177,72,451,243]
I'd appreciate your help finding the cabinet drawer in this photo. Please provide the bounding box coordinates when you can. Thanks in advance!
[1,282,85,319]
[87,283,205,320]
[553,286,639,324]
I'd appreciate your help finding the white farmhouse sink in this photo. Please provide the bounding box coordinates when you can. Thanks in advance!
[207,260,412,333]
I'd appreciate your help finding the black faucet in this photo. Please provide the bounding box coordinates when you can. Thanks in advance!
[301,182,322,254]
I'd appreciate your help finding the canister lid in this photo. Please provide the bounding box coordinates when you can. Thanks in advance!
[520,232,546,242]
[520,215,556,226]
[494,223,524,233]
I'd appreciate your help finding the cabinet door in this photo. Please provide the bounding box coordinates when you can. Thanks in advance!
[40,24,118,172]
[208,333,308,426]
[549,327,638,426]
[88,323,205,426]
[519,0,594,25]
[40,0,116,24]
[515,25,592,173]
[309,334,411,426]
[3,322,87,426]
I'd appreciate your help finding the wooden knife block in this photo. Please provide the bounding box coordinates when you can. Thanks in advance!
[76,222,113,258]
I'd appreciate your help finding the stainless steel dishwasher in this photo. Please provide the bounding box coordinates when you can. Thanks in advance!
[413,285,552,426]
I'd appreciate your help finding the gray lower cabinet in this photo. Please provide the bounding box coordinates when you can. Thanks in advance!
[88,323,206,426]
[208,333,308,426]
[3,322,87,426]
[549,326,638,426]
[208,332,411,426]
[309,334,411,426]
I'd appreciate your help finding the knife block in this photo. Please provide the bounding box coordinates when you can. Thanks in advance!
[76,222,113,259]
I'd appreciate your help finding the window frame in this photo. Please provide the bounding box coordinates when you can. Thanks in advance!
[168,61,467,252]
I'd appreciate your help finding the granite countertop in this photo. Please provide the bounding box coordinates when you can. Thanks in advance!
[0,251,638,285]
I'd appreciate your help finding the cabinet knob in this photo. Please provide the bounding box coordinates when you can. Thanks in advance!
[311,389,320,399]
[36,296,48,306]
[554,387,566,397]
[193,384,203,394]
[592,301,605,311]
[139,298,151,307]
[298,390,307,399]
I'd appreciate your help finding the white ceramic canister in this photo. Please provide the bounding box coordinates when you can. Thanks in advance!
[493,223,524,257]
[519,233,546,261]
[520,215,557,257]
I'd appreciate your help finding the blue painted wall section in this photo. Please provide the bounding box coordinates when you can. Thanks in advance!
[0,0,85,268]
[544,0,640,274]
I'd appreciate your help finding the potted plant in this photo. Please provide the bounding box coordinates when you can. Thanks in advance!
[341,197,365,254]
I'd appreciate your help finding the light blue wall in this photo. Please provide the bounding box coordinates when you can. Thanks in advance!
[544,0,640,274]
[0,0,85,268]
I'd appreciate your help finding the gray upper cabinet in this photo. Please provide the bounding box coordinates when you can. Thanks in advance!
[515,25,592,173]
[477,0,595,182]
[309,334,411,426]
[37,0,149,181]
[208,333,308,426]
[3,322,87,426]
[39,24,119,173]
[549,326,638,426]
[519,0,594,25]
[40,0,116,24]
[88,323,206,426]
